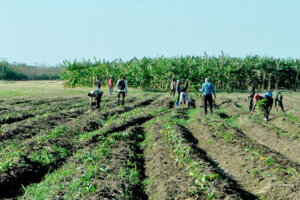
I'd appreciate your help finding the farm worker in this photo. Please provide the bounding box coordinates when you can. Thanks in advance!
[179,87,190,108]
[170,78,176,96]
[175,80,181,106]
[183,79,190,104]
[115,76,128,106]
[249,92,273,122]
[108,76,114,96]
[273,90,285,115]
[184,79,189,89]
[200,78,216,115]
[87,79,103,109]
[247,81,256,112]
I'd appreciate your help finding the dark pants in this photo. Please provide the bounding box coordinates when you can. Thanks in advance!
[264,98,273,121]
[275,99,285,113]
[203,94,213,115]
[249,98,253,112]
[118,92,126,106]
[170,89,176,96]
[88,92,103,108]
[96,93,103,108]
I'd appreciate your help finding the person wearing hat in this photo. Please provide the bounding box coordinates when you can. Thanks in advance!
[247,81,256,112]
[87,79,103,109]
[199,78,216,115]
[108,76,114,96]
[250,92,273,122]
[273,90,285,115]
[115,76,128,106]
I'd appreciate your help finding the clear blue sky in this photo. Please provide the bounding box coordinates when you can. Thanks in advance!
[0,0,299,66]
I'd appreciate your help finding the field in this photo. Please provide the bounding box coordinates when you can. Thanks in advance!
[0,81,300,199]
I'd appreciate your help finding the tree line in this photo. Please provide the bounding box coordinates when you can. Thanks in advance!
[60,54,300,91]
[0,62,61,80]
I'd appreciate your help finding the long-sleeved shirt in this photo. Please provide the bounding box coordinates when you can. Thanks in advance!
[115,80,128,93]
[200,82,215,96]
[91,88,103,97]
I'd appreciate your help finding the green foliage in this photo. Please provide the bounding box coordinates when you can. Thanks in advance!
[257,99,268,114]
[29,145,70,165]
[61,55,300,90]
[265,157,275,166]
[39,126,68,142]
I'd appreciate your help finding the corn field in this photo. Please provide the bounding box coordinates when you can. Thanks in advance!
[60,54,300,90]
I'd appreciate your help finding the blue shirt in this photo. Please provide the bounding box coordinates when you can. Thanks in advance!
[200,82,215,96]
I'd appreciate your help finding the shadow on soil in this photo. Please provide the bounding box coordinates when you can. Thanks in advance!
[176,124,258,200]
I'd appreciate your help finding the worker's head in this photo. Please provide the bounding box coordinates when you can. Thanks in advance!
[110,76,113,79]
[122,76,125,80]
[172,78,176,82]
[205,78,210,82]
[254,94,260,100]
[248,81,252,86]
[177,80,181,84]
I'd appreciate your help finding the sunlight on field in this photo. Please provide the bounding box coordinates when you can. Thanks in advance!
[0,81,144,99]
[0,85,300,199]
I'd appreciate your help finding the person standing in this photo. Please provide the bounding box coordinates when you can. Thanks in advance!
[108,76,114,96]
[250,92,273,122]
[247,81,256,112]
[175,80,181,106]
[199,78,216,115]
[273,90,285,115]
[183,79,190,104]
[115,76,128,106]
[170,78,176,96]
[87,79,103,109]
[184,79,189,89]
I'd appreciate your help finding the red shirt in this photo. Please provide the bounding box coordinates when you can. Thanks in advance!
[108,78,114,86]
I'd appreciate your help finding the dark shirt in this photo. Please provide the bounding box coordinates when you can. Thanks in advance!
[180,87,187,93]
[176,84,181,94]
[184,80,189,89]
[273,91,283,101]
[95,80,101,89]
[249,85,255,97]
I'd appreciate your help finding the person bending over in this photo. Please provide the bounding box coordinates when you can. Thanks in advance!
[88,79,103,109]
[250,92,273,122]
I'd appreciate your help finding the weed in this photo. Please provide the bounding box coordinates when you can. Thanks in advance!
[252,169,259,176]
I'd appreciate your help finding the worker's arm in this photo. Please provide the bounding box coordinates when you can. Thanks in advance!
[125,81,128,93]
[268,100,273,112]
[249,100,257,115]
[211,84,216,98]
[199,84,204,92]
[115,80,120,91]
